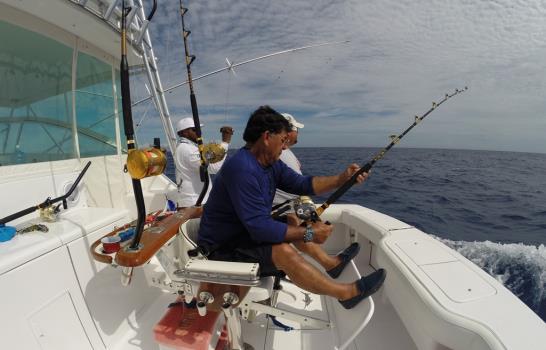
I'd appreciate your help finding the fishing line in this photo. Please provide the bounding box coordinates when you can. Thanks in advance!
[224,69,232,123]
[262,54,292,99]
[135,87,153,130]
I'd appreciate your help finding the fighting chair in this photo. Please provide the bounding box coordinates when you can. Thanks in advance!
[151,218,331,350]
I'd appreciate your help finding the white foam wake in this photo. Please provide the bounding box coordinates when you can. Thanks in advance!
[434,236,546,320]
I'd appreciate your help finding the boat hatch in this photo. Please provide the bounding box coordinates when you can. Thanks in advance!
[391,233,497,302]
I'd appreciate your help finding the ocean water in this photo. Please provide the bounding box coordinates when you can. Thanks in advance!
[166,147,546,321]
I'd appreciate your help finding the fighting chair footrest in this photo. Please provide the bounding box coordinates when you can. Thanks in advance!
[174,259,261,286]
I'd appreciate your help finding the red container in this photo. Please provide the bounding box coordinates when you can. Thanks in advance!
[101,236,121,254]
[154,297,227,350]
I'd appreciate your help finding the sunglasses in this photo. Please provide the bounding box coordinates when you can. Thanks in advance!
[267,131,289,145]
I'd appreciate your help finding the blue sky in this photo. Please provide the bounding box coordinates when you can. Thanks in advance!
[132,0,546,154]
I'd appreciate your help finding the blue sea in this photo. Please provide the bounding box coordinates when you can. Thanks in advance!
[167,147,546,322]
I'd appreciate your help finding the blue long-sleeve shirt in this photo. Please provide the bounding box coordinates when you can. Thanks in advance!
[198,147,314,247]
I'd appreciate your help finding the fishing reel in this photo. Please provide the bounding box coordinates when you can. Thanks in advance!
[39,203,62,222]
[202,142,227,164]
[271,196,319,222]
[126,147,167,180]
[293,196,319,223]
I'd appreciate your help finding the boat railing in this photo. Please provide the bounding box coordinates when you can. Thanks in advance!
[73,0,178,155]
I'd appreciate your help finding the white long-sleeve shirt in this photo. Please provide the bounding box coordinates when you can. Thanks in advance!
[273,148,302,206]
[175,138,229,207]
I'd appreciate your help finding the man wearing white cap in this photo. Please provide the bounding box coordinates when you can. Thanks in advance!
[273,113,305,206]
[175,117,233,207]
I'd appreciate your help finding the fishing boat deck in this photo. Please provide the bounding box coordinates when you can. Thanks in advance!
[241,273,416,350]
[110,261,416,350]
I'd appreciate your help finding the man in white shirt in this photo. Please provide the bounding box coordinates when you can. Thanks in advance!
[273,113,304,206]
[175,117,233,207]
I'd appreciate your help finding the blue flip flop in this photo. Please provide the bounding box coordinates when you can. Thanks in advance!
[326,242,361,279]
[339,268,387,309]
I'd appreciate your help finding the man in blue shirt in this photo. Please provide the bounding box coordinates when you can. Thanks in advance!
[198,106,385,309]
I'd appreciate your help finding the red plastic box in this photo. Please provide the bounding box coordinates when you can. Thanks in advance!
[153,298,227,350]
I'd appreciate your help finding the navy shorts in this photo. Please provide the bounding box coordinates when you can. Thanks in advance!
[205,239,282,277]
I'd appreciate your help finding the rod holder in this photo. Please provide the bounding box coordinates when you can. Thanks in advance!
[223,292,239,307]
[197,291,214,316]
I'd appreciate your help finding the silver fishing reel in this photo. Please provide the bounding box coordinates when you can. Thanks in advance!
[293,196,318,222]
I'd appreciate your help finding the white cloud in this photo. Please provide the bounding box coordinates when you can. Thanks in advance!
[133,0,546,153]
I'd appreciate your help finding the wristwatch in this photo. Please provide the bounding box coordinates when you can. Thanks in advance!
[303,224,314,243]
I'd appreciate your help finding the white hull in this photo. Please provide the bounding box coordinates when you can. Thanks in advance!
[1,156,544,349]
[0,1,544,349]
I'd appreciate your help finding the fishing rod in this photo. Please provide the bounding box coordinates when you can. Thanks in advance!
[120,0,161,251]
[0,161,91,226]
[315,87,468,217]
[179,0,209,207]
[272,87,468,220]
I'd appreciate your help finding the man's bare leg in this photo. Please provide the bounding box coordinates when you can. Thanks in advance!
[284,214,340,271]
[272,243,357,300]
[292,241,340,271]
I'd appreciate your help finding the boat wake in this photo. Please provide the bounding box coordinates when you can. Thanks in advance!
[435,236,546,322]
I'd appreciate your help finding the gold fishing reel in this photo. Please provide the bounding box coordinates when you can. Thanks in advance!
[126,147,167,180]
[39,204,61,222]
[293,196,319,222]
[202,142,227,164]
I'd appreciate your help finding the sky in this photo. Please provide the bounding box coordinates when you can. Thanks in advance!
[131,0,546,154]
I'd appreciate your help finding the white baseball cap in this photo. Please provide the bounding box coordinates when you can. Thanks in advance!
[281,113,304,131]
[176,117,204,132]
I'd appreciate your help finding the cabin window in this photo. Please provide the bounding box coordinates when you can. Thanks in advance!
[0,19,123,166]
[76,52,117,157]
[114,71,127,153]
[0,20,76,165]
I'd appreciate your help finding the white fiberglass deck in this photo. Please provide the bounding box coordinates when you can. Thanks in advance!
[109,262,415,350]
[239,265,416,350]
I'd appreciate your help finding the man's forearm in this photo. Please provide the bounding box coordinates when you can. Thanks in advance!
[311,175,343,195]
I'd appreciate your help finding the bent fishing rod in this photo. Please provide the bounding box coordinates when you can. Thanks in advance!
[315,87,468,217]
[272,87,468,220]
[0,161,91,226]
[179,0,209,207]
[120,0,158,250]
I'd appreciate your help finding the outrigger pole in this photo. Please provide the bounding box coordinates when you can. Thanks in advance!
[315,87,468,217]
[120,0,158,250]
[131,40,350,105]
[179,0,209,207]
